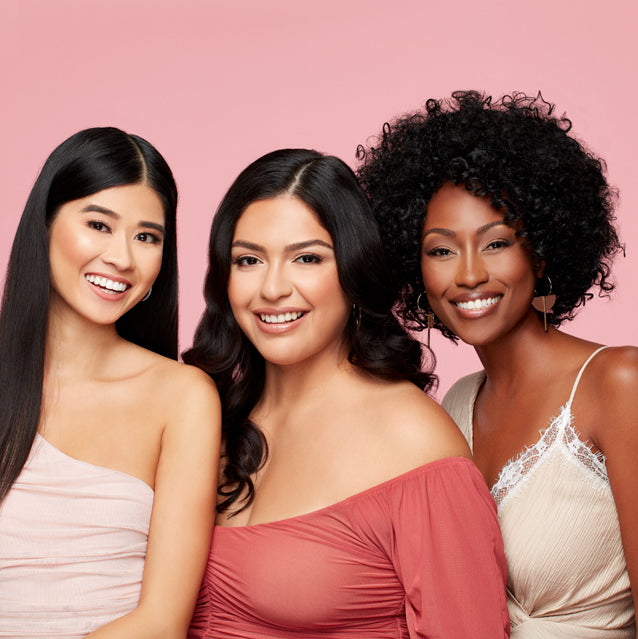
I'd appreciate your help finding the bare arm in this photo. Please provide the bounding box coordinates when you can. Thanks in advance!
[592,346,638,630]
[86,366,221,639]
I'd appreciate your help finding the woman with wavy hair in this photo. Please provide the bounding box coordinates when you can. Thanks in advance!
[184,147,509,638]
[358,91,637,637]
[0,127,220,638]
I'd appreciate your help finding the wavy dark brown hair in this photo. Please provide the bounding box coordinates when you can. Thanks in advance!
[183,148,435,514]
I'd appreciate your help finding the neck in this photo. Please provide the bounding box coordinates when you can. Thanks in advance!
[259,345,352,414]
[45,304,122,380]
[474,309,557,389]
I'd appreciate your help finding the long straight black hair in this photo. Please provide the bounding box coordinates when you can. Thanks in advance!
[0,127,178,503]
[183,148,434,514]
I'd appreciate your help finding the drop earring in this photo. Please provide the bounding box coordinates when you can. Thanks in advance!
[416,292,435,348]
[352,303,362,330]
[532,276,556,332]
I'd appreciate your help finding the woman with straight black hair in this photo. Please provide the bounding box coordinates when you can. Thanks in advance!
[185,148,509,638]
[0,127,221,638]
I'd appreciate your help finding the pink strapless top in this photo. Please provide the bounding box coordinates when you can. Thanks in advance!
[0,434,154,638]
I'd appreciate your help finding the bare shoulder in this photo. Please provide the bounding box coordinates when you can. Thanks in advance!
[581,346,638,444]
[586,345,638,399]
[135,353,221,436]
[366,380,471,467]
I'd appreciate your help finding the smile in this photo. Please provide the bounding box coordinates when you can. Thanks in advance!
[454,296,502,310]
[85,274,130,293]
[259,311,305,324]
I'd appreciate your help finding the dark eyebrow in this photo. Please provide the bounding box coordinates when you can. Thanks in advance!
[231,239,334,252]
[423,220,510,239]
[285,239,333,252]
[477,221,511,235]
[422,227,455,239]
[81,204,165,235]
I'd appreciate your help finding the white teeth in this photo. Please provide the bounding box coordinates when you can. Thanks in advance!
[260,311,304,324]
[85,274,128,292]
[455,296,501,310]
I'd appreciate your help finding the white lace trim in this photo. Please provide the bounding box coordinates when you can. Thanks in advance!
[491,404,608,511]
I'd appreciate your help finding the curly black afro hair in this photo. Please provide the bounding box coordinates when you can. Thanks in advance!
[356,90,623,340]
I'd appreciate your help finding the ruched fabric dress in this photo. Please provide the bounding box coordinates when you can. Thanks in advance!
[189,456,510,639]
[0,433,153,638]
[442,347,635,638]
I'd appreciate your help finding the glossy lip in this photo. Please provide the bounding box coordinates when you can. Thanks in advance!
[85,272,132,302]
[253,307,309,335]
[448,292,503,320]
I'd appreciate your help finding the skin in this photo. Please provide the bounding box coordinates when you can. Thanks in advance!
[222,195,469,528]
[43,184,221,638]
[421,182,638,626]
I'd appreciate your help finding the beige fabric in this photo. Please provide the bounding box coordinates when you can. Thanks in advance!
[442,348,635,638]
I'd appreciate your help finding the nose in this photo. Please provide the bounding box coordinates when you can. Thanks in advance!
[102,233,133,271]
[455,251,488,288]
[260,262,293,301]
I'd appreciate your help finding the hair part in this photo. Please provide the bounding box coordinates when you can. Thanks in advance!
[183,148,434,514]
[0,127,178,503]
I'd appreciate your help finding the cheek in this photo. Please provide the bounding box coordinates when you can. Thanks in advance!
[420,257,446,295]
[506,252,537,294]
[308,273,349,318]
[226,273,251,325]
[49,226,93,275]
[141,250,163,283]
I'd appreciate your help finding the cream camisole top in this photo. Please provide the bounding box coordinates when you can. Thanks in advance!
[443,347,635,637]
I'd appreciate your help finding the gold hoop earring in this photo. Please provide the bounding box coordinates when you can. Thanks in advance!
[416,292,435,348]
[532,275,556,332]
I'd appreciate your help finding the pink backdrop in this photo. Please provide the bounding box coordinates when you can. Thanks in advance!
[1,0,636,398]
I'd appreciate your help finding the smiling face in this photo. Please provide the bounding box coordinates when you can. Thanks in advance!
[227,196,351,369]
[48,183,165,328]
[420,183,539,347]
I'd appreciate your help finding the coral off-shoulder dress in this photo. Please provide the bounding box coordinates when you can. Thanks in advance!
[189,456,510,639]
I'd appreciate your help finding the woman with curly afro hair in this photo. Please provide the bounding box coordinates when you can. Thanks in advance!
[358,91,638,637]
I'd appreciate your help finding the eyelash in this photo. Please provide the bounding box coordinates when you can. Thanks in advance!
[232,253,324,267]
[233,255,260,267]
[88,220,110,233]
[294,254,322,264]
[425,247,453,257]
[135,232,162,245]
[425,239,513,257]
[485,239,513,250]
[87,221,162,244]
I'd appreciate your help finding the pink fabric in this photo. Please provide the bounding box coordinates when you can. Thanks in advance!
[0,434,153,638]
[189,456,510,639]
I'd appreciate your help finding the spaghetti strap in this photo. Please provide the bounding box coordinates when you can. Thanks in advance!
[566,346,610,408]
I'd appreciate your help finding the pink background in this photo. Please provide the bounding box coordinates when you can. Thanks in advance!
[1,0,636,398]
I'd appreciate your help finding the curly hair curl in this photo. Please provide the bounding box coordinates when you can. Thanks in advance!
[356,91,623,340]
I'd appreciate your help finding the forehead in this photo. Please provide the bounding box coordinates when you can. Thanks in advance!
[59,183,165,225]
[234,196,331,243]
[424,183,506,231]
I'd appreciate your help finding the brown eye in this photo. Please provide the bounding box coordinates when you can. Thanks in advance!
[295,254,322,264]
[234,256,261,267]
[88,221,109,233]
[425,247,454,257]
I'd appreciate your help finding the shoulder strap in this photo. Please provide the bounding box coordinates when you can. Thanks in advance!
[566,346,610,408]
